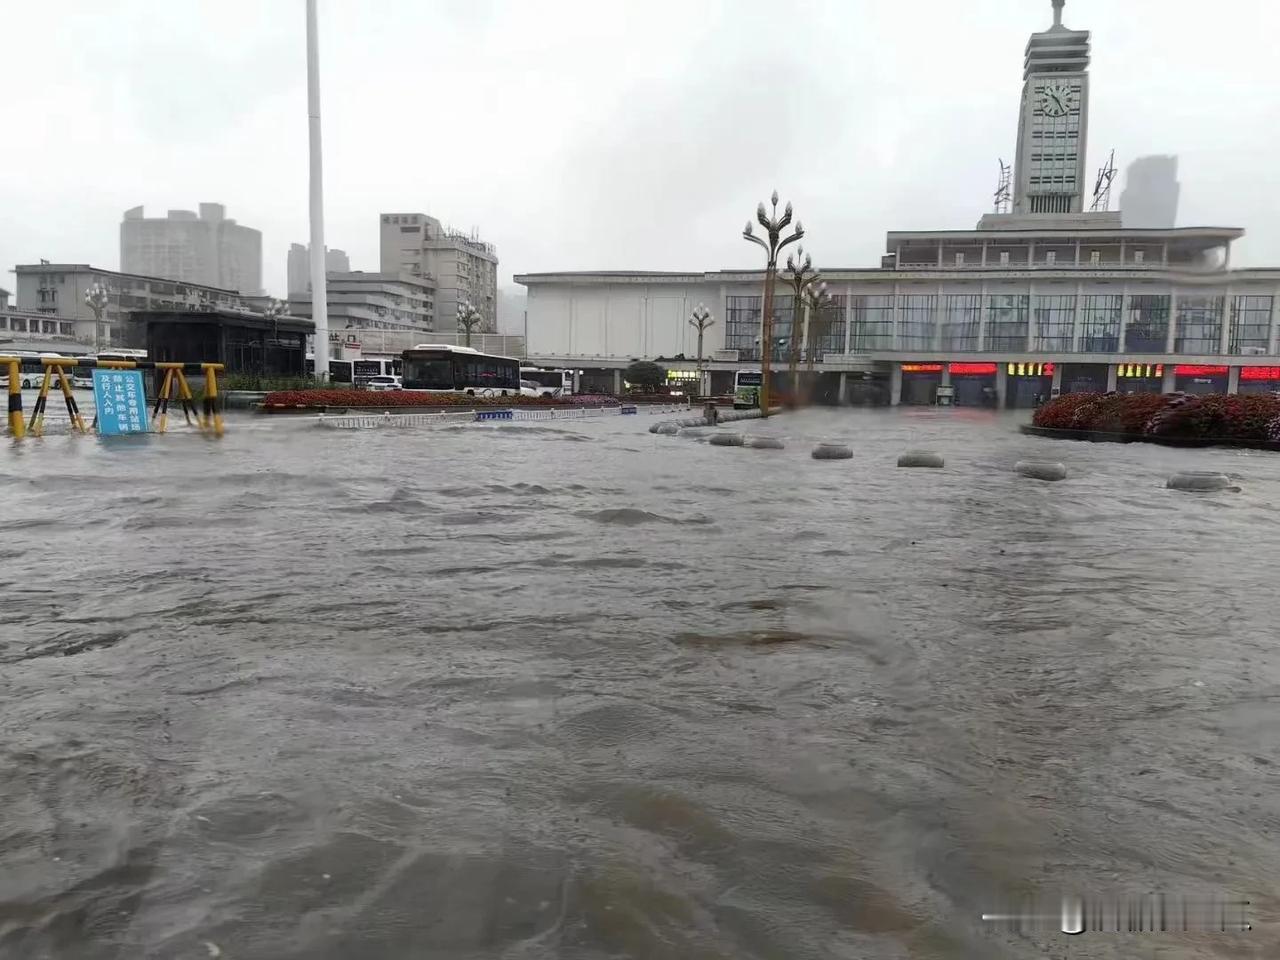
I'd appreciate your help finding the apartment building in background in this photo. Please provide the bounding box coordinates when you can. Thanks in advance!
[12,263,250,347]
[286,243,350,296]
[121,203,263,295]
[379,213,498,333]
[287,271,434,335]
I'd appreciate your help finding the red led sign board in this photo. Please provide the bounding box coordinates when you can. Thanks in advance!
[901,363,943,373]
[1173,365,1228,377]
[1240,367,1280,382]
[949,363,998,375]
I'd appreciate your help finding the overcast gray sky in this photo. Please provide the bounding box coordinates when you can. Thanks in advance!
[6,0,1280,311]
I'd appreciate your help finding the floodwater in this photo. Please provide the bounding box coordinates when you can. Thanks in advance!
[2,406,1278,960]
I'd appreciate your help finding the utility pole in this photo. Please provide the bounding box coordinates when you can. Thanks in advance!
[306,0,329,380]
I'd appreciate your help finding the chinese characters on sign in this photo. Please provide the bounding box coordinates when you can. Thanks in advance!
[91,369,150,436]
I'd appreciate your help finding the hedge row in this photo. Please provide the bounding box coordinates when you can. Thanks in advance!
[1032,393,1280,442]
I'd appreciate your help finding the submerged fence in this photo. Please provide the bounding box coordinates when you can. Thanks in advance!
[3,356,226,439]
[315,402,691,430]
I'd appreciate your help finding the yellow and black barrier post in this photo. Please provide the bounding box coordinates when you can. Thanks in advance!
[29,358,87,437]
[2,357,226,438]
[5,358,24,439]
[202,363,224,438]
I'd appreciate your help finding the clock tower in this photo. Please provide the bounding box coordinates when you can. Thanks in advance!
[1012,0,1091,215]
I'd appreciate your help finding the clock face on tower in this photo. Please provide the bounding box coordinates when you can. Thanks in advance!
[1039,82,1074,117]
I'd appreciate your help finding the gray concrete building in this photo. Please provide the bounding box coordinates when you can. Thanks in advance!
[1120,155,1180,229]
[13,263,250,348]
[287,271,434,335]
[121,203,263,295]
[379,213,498,334]
[517,0,1280,406]
[286,243,350,297]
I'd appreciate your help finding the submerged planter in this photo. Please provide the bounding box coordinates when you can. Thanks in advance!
[709,433,746,447]
[1015,460,1068,482]
[812,443,853,460]
[1167,471,1236,492]
[897,451,945,468]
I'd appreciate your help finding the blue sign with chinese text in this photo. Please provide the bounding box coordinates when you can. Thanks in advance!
[92,369,150,436]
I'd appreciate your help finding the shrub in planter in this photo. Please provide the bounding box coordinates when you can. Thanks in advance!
[1034,392,1280,442]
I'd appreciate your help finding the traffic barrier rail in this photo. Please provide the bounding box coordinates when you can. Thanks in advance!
[2,356,226,439]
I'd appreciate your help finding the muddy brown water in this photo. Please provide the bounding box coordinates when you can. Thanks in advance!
[2,408,1278,959]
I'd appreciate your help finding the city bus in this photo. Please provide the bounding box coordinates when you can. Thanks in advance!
[401,344,520,397]
[72,350,148,388]
[0,351,77,390]
[353,357,401,387]
[733,369,762,409]
[304,357,355,384]
[519,366,576,397]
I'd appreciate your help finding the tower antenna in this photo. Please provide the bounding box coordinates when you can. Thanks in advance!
[1091,149,1117,212]
[993,159,1012,213]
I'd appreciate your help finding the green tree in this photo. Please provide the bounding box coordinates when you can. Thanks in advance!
[624,360,666,392]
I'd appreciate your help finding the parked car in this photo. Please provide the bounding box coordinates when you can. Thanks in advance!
[366,375,402,392]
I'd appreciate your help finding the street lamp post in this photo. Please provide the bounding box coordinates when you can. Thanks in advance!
[742,191,803,416]
[804,280,831,400]
[456,298,482,348]
[782,246,818,407]
[688,303,714,398]
[263,298,286,371]
[85,283,110,352]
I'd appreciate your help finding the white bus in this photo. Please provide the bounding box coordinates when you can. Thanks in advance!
[72,350,149,388]
[304,356,355,384]
[402,344,520,397]
[733,369,762,409]
[353,357,401,386]
[0,351,80,390]
[519,366,576,397]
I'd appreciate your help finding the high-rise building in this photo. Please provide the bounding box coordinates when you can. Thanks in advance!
[120,203,263,295]
[1120,155,1180,229]
[286,243,350,296]
[379,213,498,333]
[1011,0,1091,215]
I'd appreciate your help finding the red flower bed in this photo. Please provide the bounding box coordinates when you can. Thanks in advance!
[1032,392,1280,443]
[262,389,626,409]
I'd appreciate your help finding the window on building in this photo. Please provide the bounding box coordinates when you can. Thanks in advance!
[849,295,895,351]
[1031,294,1076,351]
[1134,250,1145,264]
[1078,295,1121,352]
[1090,250,1101,265]
[1229,295,1273,355]
[1125,295,1170,352]
[725,296,762,356]
[984,294,1029,351]
[954,252,965,266]
[812,295,847,357]
[10,317,26,332]
[897,295,938,350]
[1045,251,1057,265]
[939,294,982,351]
[1000,251,1010,266]
[1175,295,1224,354]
